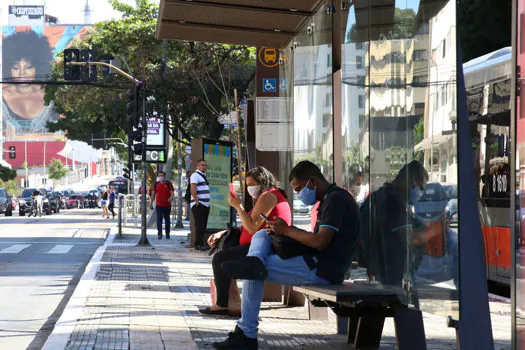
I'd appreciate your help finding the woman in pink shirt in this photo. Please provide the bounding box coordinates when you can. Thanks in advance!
[199,166,291,316]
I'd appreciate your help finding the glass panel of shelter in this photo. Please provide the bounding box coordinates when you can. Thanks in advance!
[342,0,459,319]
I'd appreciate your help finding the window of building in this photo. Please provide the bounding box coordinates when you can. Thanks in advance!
[358,95,365,108]
[356,56,363,69]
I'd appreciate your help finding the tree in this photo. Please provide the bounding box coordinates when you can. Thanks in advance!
[0,180,18,194]
[458,0,511,62]
[0,164,17,182]
[44,0,255,146]
[48,159,68,183]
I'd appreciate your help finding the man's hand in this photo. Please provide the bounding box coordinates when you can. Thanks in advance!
[267,217,289,236]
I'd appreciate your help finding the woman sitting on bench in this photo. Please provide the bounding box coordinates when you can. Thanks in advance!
[199,166,291,316]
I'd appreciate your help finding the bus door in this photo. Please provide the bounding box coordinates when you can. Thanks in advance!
[472,116,511,284]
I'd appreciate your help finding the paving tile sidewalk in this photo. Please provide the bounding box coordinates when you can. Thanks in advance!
[55,226,511,350]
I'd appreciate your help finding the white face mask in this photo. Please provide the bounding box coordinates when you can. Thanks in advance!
[247,185,261,199]
[157,176,165,182]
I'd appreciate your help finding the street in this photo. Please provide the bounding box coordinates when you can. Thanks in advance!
[0,209,111,350]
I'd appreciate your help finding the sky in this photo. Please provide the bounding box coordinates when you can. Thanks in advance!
[0,0,159,26]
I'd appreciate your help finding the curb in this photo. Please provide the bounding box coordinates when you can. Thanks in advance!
[42,227,116,350]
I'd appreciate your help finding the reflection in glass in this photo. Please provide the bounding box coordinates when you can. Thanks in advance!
[342,0,459,318]
[293,1,334,181]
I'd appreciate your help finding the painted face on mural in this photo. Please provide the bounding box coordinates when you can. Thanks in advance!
[10,58,37,83]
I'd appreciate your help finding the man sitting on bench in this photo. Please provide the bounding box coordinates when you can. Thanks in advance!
[212,160,360,349]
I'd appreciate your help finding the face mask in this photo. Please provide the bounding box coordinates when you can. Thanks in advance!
[247,185,261,199]
[157,176,165,182]
[409,186,423,205]
[350,185,361,197]
[297,179,316,206]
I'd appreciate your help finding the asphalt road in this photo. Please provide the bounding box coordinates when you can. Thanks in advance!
[0,208,113,350]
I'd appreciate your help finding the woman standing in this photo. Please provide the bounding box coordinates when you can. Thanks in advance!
[199,166,291,316]
[100,188,110,218]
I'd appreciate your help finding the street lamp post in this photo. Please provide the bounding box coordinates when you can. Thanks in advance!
[24,135,28,188]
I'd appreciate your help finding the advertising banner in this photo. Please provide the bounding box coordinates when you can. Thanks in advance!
[146,116,165,147]
[8,6,45,27]
[203,141,232,230]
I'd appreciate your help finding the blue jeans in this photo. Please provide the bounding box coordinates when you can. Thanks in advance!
[237,230,329,338]
[156,205,171,235]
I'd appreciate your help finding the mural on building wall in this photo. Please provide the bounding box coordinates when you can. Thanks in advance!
[1,25,89,138]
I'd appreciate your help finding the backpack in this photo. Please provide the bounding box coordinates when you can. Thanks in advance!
[184,172,208,204]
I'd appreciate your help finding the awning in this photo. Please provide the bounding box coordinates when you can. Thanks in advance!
[155,0,323,48]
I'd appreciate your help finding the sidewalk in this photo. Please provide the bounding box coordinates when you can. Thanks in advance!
[44,226,511,350]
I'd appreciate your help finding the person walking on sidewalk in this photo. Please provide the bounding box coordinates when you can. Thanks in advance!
[108,186,116,219]
[150,170,174,239]
[212,161,360,349]
[191,159,211,251]
[100,188,109,218]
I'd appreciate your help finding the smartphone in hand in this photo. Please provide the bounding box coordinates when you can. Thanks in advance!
[229,183,236,197]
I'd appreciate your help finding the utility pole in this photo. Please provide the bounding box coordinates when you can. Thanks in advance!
[66,59,149,245]
[175,126,183,228]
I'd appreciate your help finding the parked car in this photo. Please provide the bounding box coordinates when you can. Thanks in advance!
[66,194,84,209]
[19,188,52,216]
[0,188,14,216]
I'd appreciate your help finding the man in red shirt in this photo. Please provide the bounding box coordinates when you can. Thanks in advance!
[150,171,174,239]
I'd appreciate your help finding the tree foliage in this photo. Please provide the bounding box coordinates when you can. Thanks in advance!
[45,0,255,146]
[0,164,17,182]
[0,180,18,194]
[48,159,68,181]
[458,0,511,62]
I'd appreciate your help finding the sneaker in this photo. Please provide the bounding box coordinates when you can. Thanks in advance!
[221,257,267,281]
[195,243,211,251]
[166,233,170,239]
[212,326,257,349]
[158,233,163,239]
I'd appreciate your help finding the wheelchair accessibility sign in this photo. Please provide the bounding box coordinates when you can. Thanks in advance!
[263,78,276,93]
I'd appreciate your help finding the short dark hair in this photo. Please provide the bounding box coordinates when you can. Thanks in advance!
[197,159,207,164]
[2,30,53,80]
[158,170,166,176]
[288,161,326,183]
[395,160,428,185]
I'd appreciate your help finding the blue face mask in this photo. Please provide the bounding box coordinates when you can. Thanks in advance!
[409,186,423,205]
[298,179,317,206]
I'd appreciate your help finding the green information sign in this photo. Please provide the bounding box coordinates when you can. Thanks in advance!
[204,142,232,230]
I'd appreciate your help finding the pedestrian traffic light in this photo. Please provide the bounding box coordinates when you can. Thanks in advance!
[132,142,143,156]
[80,49,97,82]
[8,146,15,159]
[126,88,138,126]
[63,48,80,81]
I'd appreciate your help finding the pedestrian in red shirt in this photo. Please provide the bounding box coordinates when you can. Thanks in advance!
[150,171,174,239]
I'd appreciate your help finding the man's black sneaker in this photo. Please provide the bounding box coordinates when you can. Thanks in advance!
[166,233,170,239]
[212,325,258,349]
[222,257,267,280]
[158,233,163,239]
[195,244,211,251]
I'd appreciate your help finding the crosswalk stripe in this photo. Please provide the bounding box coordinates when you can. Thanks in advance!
[46,245,74,254]
[0,244,31,254]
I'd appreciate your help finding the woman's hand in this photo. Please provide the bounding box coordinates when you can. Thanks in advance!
[207,230,226,248]
[228,193,242,210]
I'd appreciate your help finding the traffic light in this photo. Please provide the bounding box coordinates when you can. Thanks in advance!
[123,165,132,181]
[132,142,143,156]
[63,49,80,81]
[8,146,15,159]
